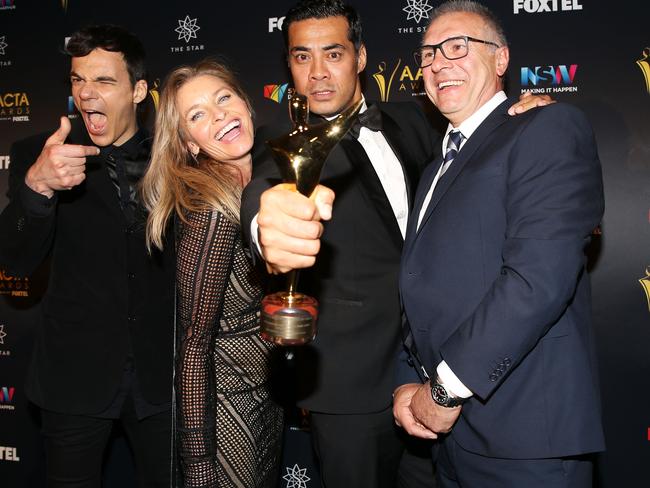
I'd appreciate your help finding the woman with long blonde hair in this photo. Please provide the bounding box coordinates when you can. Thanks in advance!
[141,59,282,488]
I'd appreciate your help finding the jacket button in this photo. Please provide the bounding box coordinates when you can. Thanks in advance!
[489,373,498,382]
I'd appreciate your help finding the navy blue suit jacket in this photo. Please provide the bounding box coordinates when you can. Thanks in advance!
[398,98,606,459]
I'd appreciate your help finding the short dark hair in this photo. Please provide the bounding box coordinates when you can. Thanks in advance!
[283,0,363,51]
[65,24,147,86]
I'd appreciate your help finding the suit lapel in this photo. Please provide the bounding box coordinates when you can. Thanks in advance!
[339,136,403,249]
[403,157,441,257]
[380,109,418,209]
[337,103,436,249]
[415,99,511,236]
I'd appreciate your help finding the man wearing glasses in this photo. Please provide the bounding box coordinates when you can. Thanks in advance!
[243,0,553,486]
[393,1,605,486]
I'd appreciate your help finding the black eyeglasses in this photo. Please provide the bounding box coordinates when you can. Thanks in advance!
[413,36,500,68]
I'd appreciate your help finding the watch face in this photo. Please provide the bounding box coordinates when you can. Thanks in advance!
[431,383,450,405]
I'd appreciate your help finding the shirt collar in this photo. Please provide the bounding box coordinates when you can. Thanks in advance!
[324,96,368,121]
[443,90,507,147]
[100,128,150,160]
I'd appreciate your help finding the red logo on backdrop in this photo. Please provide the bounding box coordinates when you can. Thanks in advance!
[0,386,15,411]
[0,386,14,402]
[263,83,289,104]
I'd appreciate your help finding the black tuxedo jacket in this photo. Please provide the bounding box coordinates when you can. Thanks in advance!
[242,101,439,413]
[399,99,606,458]
[0,119,175,415]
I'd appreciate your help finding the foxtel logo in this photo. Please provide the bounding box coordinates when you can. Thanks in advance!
[268,16,285,32]
[0,446,19,462]
[513,0,583,14]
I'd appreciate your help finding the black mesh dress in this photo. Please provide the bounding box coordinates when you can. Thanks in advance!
[175,208,283,488]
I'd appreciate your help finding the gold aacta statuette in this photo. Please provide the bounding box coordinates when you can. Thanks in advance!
[260,89,363,346]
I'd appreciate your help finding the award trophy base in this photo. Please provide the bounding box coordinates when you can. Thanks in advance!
[261,292,318,346]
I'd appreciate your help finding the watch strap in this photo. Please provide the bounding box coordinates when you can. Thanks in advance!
[430,379,465,408]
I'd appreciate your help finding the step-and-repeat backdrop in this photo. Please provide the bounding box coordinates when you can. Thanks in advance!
[1,1,649,486]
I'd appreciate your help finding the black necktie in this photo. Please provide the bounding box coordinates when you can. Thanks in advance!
[102,145,148,225]
[348,103,383,139]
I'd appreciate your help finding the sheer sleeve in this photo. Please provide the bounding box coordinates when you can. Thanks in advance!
[175,209,237,487]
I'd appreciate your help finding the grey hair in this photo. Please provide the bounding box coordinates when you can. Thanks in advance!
[428,0,508,47]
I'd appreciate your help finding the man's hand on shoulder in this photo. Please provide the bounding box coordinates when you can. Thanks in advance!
[508,91,555,116]
[24,116,99,198]
[257,183,334,274]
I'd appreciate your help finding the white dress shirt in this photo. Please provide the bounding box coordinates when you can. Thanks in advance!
[251,97,409,252]
[416,91,507,231]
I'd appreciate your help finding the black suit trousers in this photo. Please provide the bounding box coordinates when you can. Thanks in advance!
[310,407,436,488]
[40,395,172,488]
[310,407,403,488]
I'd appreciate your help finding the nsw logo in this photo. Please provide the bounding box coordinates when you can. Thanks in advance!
[0,386,14,402]
[0,387,15,411]
[520,64,578,94]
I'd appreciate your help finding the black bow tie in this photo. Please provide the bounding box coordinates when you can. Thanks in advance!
[348,103,383,139]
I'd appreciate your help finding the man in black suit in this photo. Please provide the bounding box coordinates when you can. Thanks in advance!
[393,2,605,486]
[242,1,548,486]
[242,2,438,486]
[0,25,174,487]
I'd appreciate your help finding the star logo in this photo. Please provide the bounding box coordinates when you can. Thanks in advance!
[403,0,434,24]
[282,463,311,488]
[175,15,200,43]
[0,325,6,345]
[0,36,7,55]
